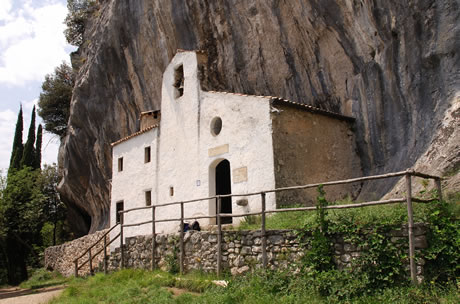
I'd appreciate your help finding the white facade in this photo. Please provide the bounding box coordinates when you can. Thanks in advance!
[110,51,277,243]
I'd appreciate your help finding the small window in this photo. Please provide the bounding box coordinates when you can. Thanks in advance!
[145,190,152,206]
[173,65,184,98]
[118,157,123,172]
[144,146,151,163]
[211,117,222,136]
[169,186,174,197]
[116,201,124,224]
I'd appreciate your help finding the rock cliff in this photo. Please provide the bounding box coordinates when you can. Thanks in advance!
[58,0,459,235]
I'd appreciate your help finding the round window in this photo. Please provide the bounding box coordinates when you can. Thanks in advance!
[211,117,222,136]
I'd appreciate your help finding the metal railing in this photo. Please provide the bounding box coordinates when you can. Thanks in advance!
[74,169,442,284]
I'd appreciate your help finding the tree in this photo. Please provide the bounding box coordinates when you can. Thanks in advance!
[9,107,23,171]
[21,107,36,168]
[38,62,74,137]
[35,125,43,169]
[39,165,69,247]
[64,0,98,47]
[0,167,44,284]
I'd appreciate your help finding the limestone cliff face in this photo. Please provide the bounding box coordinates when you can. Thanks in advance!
[58,0,459,235]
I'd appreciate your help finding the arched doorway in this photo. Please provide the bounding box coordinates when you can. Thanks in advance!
[215,159,232,224]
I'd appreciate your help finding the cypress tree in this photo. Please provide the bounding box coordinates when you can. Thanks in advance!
[34,124,43,169]
[21,106,36,168]
[9,106,23,171]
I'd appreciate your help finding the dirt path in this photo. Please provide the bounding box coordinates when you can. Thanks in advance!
[0,286,64,304]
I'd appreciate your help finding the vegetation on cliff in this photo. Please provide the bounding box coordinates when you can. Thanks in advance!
[64,0,99,47]
[38,62,74,138]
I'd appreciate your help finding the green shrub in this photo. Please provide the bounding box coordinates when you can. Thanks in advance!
[424,199,460,284]
[165,245,179,274]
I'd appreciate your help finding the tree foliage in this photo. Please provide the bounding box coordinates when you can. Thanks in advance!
[21,106,36,168]
[0,165,70,284]
[39,165,70,247]
[0,167,44,284]
[0,107,64,284]
[9,107,23,171]
[64,0,98,47]
[38,62,74,138]
[35,125,43,169]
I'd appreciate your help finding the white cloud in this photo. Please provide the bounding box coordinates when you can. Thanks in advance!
[0,0,13,22]
[0,108,17,170]
[41,131,60,165]
[0,1,74,86]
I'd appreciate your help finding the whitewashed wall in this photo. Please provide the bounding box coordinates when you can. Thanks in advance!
[156,52,276,234]
[110,129,158,249]
[110,51,277,247]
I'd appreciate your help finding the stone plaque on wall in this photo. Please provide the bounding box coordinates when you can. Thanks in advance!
[208,144,229,157]
[233,167,248,183]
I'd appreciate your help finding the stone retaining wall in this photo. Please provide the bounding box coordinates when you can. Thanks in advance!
[44,229,109,277]
[108,224,428,281]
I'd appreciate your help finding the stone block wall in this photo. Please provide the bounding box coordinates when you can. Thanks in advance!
[108,230,303,275]
[44,229,109,277]
[108,224,428,280]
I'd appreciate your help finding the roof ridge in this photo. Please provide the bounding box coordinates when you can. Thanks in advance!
[204,90,353,121]
[111,124,159,147]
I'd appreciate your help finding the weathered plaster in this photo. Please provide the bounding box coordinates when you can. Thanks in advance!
[271,103,362,206]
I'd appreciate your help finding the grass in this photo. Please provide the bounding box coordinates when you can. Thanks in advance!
[49,269,221,304]
[19,268,69,289]
[239,194,460,231]
[49,269,459,304]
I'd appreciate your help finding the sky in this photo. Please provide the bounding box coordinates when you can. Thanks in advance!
[0,0,76,172]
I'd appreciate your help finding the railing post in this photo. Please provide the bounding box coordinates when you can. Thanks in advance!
[435,178,443,202]
[179,202,185,275]
[88,249,93,276]
[217,196,222,277]
[261,192,267,269]
[103,235,108,274]
[74,260,78,277]
[405,172,417,284]
[151,205,156,271]
[120,212,124,269]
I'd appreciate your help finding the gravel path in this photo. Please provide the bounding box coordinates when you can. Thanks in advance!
[0,286,64,304]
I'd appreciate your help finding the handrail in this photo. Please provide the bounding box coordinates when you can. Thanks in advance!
[74,169,442,282]
[74,223,119,262]
[121,170,440,214]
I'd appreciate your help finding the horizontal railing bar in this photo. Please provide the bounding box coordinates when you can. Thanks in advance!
[120,205,153,214]
[75,224,120,262]
[121,170,440,215]
[265,198,406,213]
[265,172,408,195]
[123,220,153,228]
[119,171,440,217]
[121,198,413,227]
[118,198,427,230]
[412,198,438,203]
[154,218,182,223]
[183,215,221,220]
[410,171,441,180]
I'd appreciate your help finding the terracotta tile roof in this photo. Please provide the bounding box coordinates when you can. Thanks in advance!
[205,91,354,122]
[111,124,158,147]
[270,97,354,122]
